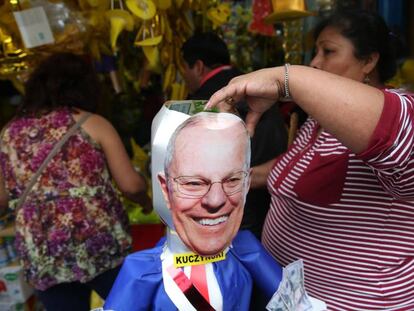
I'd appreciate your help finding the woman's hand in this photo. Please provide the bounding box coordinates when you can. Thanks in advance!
[140,194,153,215]
[206,67,284,135]
[207,65,385,153]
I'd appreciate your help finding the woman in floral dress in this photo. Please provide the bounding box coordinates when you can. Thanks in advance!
[0,53,151,311]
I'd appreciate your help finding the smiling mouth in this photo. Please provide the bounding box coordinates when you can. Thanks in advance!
[195,215,229,226]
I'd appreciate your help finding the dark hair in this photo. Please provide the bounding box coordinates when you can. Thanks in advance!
[181,32,230,68]
[313,9,397,83]
[20,52,101,115]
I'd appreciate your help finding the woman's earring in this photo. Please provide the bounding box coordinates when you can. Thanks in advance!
[363,75,371,85]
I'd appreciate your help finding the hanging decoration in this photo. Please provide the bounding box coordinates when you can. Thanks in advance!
[264,0,315,23]
[281,19,304,64]
[0,0,89,92]
[264,0,315,64]
[220,3,255,72]
[206,2,231,29]
[0,0,291,100]
[126,0,156,20]
[249,0,275,36]
[387,58,414,91]
[105,8,134,52]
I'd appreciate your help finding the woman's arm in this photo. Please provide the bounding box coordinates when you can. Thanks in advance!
[80,113,152,213]
[207,65,384,153]
[250,158,277,189]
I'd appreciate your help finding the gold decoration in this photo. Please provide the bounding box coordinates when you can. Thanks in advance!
[162,62,175,92]
[282,19,304,64]
[0,21,31,78]
[105,9,134,51]
[264,0,315,23]
[126,0,156,20]
[142,45,160,70]
[206,2,231,29]
[153,0,171,10]
[86,0,111,10]
[134,14,162,46]
[159,42,173,66]
[134,13,163,69]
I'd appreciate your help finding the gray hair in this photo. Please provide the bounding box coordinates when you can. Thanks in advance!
[164,112,251,177]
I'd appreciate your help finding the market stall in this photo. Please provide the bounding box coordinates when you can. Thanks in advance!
[0,0,411,309]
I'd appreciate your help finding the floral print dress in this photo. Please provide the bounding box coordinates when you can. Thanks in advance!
[0,108,131,290]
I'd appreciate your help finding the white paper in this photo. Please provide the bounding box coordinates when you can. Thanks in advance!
[151,104,191,228]
[13,7,54,48]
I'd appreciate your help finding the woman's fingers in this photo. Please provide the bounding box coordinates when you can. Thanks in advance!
[206,84,241,111]
[205,67,282,135]
[245,110,263,136]
[207,68,281,108]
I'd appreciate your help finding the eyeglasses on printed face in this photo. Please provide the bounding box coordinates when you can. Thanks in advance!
[171,171,248,198]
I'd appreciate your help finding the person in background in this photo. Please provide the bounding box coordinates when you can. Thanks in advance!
[182,32,287,240]
[0,52,152,311]
[206,9,414,310]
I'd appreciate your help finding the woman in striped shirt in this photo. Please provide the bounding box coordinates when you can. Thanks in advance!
[207,9,414,310]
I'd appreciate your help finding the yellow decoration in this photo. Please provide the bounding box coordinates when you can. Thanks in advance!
[174,43,186,75]
[281,19,304,64]
[206,2,231,29]
[120,138,160,225]
[134,15,162,47]
[0,27,23,57]
[0,23,32,79]
[170,82,180,100]
[401,59,414,85]
[88,11,107,30]
[160,43,173,66]
[159,11,172,43]
[162,62,175,92]
[90,291,104,309]
[105,9,134,51]
[126,0,156,20]
[0,57,30,78]
[88,38,102,60]
[170,81,187,100]
[175,0,185,8]
[86,0,110,10]
[130,137,149,174]
[389,58,414,91]
[264,0,315,23]
[10,76,25,94]
[142,45,160,69]
[135,35,162,46]
[153,0,171,10]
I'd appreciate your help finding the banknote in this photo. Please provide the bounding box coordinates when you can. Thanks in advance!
[266,259,313,311]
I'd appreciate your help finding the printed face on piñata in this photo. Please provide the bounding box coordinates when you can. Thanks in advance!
[158,113,251,256]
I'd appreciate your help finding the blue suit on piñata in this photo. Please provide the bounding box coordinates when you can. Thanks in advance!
[104,230,282,310]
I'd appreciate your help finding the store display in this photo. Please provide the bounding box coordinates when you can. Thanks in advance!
[0,265,34,304]
[0,1,411,311]
[0,239,8,268]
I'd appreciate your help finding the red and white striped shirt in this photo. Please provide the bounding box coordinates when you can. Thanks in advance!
[262,89,414,310]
